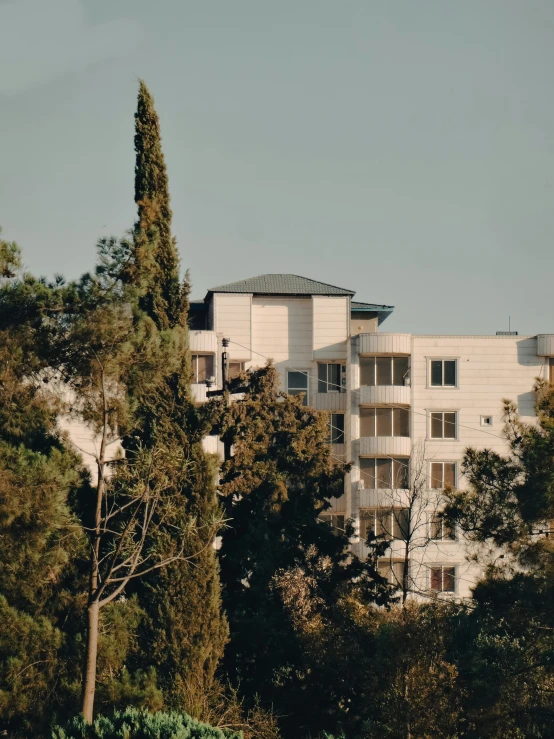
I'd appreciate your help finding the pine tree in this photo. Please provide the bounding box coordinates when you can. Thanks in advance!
[128,81,228,712]
[214,364,392,736]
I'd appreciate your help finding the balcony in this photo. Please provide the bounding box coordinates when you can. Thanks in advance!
[537,334,554,356]
[313,392,347,411]
[358,333,411,355]
[359,384,410,405]
[189,330,218,354]
[358,436,412,457]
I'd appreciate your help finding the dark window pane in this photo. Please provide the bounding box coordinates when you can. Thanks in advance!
[392,561,406,585]
[340,365,347,392]
[444,521,456,540]
[393,408,409,437]
[393,357,409,386]
[360,357,375,386]
[431,360,443,386]
[431,413,443,438]
[318,364,327,394]
[444,412,457,439]
[430,462,443,488]
[377,509,391,537]
[443,568,456,592]
[393,509,409,540]
[328,364,341,392]
[393,458,409,488]
[360,510,375,540]
[444,463,456,487]
[228,362,243,380]
[430,567,442,591]
[376,408,392,436]
[444,361,456,386]
[376,357,392,385]
[360,408,375,437]
[360,458,376,489]
[376,458,391,489]
[430,515,442,540]
[288,371,308,390]
[550,358,554,384]
[330,414,345,443]
[196,354,214,382]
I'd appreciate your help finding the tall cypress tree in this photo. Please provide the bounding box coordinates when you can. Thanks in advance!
[130,81,228,712]
[133,80,186,330]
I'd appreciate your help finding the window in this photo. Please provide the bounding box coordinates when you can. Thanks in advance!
[318,512,345,533]
[359,509,409,542]
[287,371,308,405]
[318,363,346,393]
[329,413,345,444]
[359,457,409,489]
[430,566,456,593]
[430,514,456,541]
[360,356,409,386]
[360,407,410,437]
[430,359,457,387]
[549,358,554,384]
[430,412,457,439]
[430,462,456,489]
[192,354,215,383]
[378,559,407,586]
[228,362,244,380]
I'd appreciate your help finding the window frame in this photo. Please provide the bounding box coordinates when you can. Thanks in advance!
[360,406,410,438]
[287,370,309,405]
[427,358,459,389]
[428,411,458,440]
[359,355,410,387]
[318,512,346,534]
[317,362,346,394]
[429,513,457,541]
[329,413,345,444]
[429,565,457,593]
[191,353,216,384]
[359,457,410,490]
[359,508,409,542]
[429,461,457,489]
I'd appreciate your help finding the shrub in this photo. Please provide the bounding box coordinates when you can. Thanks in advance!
[51,707,243,739]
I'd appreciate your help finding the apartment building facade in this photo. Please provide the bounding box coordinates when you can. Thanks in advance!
[188,273,554,600]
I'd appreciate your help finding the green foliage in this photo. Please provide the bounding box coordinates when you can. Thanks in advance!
[214,364,393,736]
[52,707,243,739]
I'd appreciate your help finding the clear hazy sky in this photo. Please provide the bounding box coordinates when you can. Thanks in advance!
[1,0,553,334]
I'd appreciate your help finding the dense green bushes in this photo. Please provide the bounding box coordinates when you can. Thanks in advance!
[51,707,243,739]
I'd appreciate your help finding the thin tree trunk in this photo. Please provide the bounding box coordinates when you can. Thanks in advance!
[82,600,100,723]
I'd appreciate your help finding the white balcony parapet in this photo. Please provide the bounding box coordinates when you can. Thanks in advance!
[537,334,554,357]
[358,333,411,355]
[359,385,411,406]
[313,392,347,411]
[189,330,219,354]
[358,436,412,457]
[191,384,208,403]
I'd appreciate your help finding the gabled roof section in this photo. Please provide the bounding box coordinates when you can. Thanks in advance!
[351,301,394,312]
[209,274,355,297]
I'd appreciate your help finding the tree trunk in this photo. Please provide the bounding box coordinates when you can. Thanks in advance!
[82,600,100,723]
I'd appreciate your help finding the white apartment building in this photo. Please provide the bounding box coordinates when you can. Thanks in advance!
[190,273,554,600]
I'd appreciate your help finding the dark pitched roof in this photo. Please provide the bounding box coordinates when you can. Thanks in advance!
[209,274,355,297]
[351,301,394,311]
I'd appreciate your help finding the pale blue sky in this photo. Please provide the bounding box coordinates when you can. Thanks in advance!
[1,0,553,334]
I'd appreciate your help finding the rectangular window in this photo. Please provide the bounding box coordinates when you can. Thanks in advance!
[430,412,457,439]
[192,354,215,383]
[318,363,346,393]
[430,514,456,541]
[228,362,244,380]
[378,559,407,586]
[550,358,554,384]
[360,509,408,542]
[430,566,456,593]
[430,359,457,387]
[430,462,456,489]
[318,512,345,534]
[359,458,409,490]
[287,371,309,405]
[360,356,409,387]
[360,407,410,437]
[329,413,345,444]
